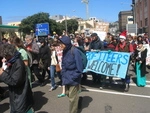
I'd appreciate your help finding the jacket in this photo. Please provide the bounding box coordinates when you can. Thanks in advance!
[0,58,34,113]
[134,48,147,76]
[26,41,39,64]
[39,44,51,66]
[59,36,83,86]
[89,37,104,50]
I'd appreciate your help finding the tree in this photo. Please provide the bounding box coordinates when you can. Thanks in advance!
[61,19,78,34]
[19,12,50,35]
[49,19,63,36]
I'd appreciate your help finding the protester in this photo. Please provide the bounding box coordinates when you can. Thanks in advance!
[12,37,32,88]
[1,38,8,44]
[48,43,58,91]
[134,41,147,87]
[101,34,117,89]
[25,35,45,86]
[39,39,51,80]
[137,35,145,44]
[58,36,83,113]
[83,37,90,51]
[53,40,66,98]
[143,33,150,44]
[115,31,134,92]
[89,33,104,84]
[0,44,34,113]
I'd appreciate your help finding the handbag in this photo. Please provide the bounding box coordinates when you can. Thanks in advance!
[38,59,44,69]
[56,64,61,72]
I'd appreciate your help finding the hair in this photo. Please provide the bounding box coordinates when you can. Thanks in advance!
[7,37,14,44]
[13,37,26,50]
[25,35,33,40]
[51,41,59,47]
[0,44,17,58]
[137,35,143,42]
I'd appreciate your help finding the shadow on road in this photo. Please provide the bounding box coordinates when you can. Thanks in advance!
[81,79,125,92]
[132,77,137,84]
[33,91,48,112]
[78,96,93,113]
[0,103,9,113]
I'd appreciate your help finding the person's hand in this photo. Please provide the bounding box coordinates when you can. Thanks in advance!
[27,47,32,51]
[139,61,142,64]
[130,52,133,55]
[2,58,6,63]
[0,68,4,75]
[48,67,50,70]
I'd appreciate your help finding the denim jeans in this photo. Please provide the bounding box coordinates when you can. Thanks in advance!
[50,65,56,88]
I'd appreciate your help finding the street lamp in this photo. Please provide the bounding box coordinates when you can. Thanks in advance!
[81,0,89,20]
[131,4,135,24]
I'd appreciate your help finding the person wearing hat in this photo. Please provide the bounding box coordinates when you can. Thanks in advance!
[58,36,83,113]
[115,30,134,92]
[134,41,147,87]
[89,33,104,50]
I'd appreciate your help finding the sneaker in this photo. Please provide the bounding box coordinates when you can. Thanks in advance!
[40,82,45,87]
[57,94,66,98]
[49,87,56,92]
[99,87,103,90]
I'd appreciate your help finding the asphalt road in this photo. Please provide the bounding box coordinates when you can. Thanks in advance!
[0,65,150,113]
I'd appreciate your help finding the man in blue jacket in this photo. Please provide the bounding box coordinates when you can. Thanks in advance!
[58,36,83,113]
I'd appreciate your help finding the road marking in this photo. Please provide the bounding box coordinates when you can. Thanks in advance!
[85,88,150,99]
[112,82,150,88]
[146,81,150,83]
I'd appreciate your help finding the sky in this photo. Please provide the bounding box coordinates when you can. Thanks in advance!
[0,0,132,24]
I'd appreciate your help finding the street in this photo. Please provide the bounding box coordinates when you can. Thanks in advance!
[0,65,150,113]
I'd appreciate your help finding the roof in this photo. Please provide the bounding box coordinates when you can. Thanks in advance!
[0,24,19,29]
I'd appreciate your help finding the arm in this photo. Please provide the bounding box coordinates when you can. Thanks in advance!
[74,49,83,73]
[0,60,26,87]
[140,49,147,62]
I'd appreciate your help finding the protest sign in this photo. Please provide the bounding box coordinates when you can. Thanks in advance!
[85,51,130,79]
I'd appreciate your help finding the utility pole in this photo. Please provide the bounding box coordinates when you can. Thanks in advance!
[65,15,68,35]
[81,0,89,20]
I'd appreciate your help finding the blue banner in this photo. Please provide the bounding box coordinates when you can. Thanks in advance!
[85,51,130,79]
[35,23,49,36]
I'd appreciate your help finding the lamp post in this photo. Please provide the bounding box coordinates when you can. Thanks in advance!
[81,0,89,20]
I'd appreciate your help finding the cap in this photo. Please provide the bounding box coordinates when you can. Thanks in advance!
[91,33,98,37]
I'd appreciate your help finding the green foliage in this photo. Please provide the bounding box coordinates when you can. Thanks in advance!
[19,12,50,35]
[19,12,79,36]
[61,19,78,34]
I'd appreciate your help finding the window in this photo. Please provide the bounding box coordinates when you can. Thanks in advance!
[140,21,142,27]
[145,18,148,26]
[145,0,147,7]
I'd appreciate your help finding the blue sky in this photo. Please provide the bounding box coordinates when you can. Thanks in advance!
[0,0,132,24]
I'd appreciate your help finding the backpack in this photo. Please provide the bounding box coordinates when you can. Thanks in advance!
[71,46,88,70]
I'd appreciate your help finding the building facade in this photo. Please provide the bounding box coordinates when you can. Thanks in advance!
[118,11,133,32]
[78,17,109,33]
[134,0,150,36]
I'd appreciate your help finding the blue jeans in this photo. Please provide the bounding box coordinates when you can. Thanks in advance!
[50,65,56,88]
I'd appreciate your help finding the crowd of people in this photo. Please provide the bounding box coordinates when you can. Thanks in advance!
[0,31,149,113]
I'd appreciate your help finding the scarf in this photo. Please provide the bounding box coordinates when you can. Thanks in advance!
[6,51,21,67]
[137,46,145,52]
